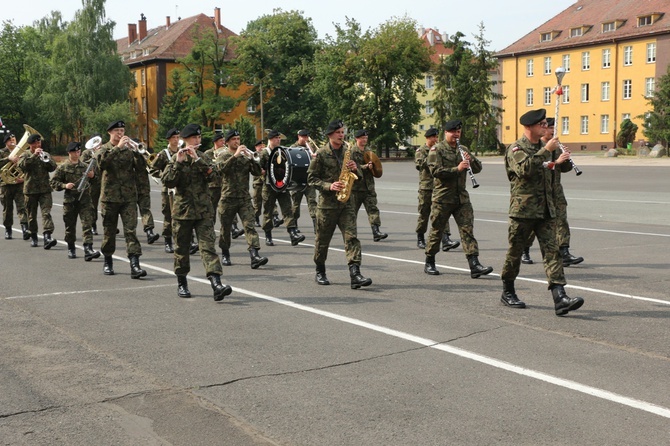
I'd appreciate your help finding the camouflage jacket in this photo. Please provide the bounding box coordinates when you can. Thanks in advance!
[201,146,223,189]
[162,151,214,220]
[18,150,57,195]
[350,145,375,192]
[0,147,11,170]
[213,149,262,200]
[308,142,362,210]
[133,151,151,195]
[80,149,101,186]
[428,141,481,205]
[258,148,273,186]
[96,141,138,203]
[414,143,433,191]
[50,159,91,203]
[149,147,179,192]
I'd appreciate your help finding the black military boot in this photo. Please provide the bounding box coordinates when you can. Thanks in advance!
[468,255,493,278]
[189,235,199,255]
[265,230,274,246]
[129,255,147,279]
[231,223,244,239]
[208,274,232,301]
[254,216,261,227]
[315,263,330,285]
[91,223,98,236]
[272,215,284,228]
[145,228,159,244]
[67,242,77,259]
[103,256,114,275]
[164,236,174,253]
[560,246,584,267]
[288,228,305,246]
[521,247,533,264]
[371,225,388,242]
[177,275,191,298]
[349,264,372,289]
[221,249,232,266]
[43,232,57,250]
[30,233,38,247]
[417,233,426,249]
[249,248,268,269]
[424,255,439,275]
[4,227,11,239]
[441,233,460,251]
[551,284,584,316]
[84,243,101,261]
[21,223,30,240]
[500,281,526,308]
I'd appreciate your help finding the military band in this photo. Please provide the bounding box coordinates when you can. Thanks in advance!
[290,129,318,232]
[150,127,180,253]
[80,134,102,235]
[0,133,29,240]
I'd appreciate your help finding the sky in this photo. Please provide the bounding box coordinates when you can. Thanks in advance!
[5,0,578,51]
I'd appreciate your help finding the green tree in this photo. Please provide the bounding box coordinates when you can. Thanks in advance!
[433,31,470,137]
[640,66,670,148]
[156,69,191,145]
[616,118,638,148]
[232,115,257,148]
[80,101,133,139]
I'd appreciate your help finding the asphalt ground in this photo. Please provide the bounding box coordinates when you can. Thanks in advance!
[1,155,669,445]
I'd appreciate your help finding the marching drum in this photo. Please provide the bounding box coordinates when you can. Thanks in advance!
[268,146,311,193]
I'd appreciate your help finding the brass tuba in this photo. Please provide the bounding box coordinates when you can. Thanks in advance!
[336,142,358,203]
[0,124,43,185]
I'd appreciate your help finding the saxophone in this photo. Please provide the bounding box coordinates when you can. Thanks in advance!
[336,142,358,203]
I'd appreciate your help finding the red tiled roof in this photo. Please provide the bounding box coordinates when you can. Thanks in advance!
[116,13,238,65]
[420,28,453,64]
[497,0,670,57]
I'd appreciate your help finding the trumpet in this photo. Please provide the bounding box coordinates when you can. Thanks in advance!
[125,138,147,154]
[38,151,51,163]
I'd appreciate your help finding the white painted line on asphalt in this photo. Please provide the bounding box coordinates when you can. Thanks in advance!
[4,283,174,300]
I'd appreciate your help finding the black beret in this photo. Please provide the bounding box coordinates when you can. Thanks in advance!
[224,129,240,142]
[254,140,265,147]
[165,128,180,139]
[212,133,224,142]
[425,128,438,138]
[520,109,547,126]
[354,129,368,138]
[106,120,125,131]
[545,117,555,127]
[3,133,15,144]
[444,120,463,132]
[325,120,344,135]
[267,129,281,139]
[297,129,310,136]
[27,134,42,144]
[66,141,81,152]
[180,123,201,138]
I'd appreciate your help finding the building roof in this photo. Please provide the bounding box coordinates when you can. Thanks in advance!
[116,13,238,66]
[419,27,453,64]
[497,0,670,57]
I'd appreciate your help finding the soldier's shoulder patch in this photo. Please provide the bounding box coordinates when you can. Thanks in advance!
[511,146,521,152]
[430,146,437,151]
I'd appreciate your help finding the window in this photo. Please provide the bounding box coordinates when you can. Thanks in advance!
[622,113,631,121]
[582,51,590,70]
[544,57,552,75]
[141,69,146,86]
[142,97,147,114]
[601,115,609,133]
[602,49,611,68]
[425,75,434,89]
[133,98,139,115]
[562,117,569,135]
[526,88,534,106]
[419,124,425,131]
[581,116,589,134]
[581,83,589,102]
[601,81,610,101]
[623,79,632,99]
[246,99,256,113]
[562,85,570,104]
[638,15,652,27]
[541,32,553,42]
[623,46,632,66]
[544,87,552,105]
[425,100,434,115]
[647,43,656,63]
[526,59,534,77]
[570,28,583,37]
[562,54,571,72]
[602,22,616,33]
[645,77,655,97]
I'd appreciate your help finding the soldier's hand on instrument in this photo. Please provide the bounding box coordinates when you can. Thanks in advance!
[118,136,129,149]
[87,170,95,178]
[545,137,560,152]
[65,182,75,190]
[458,159,470,172]
[346,160,357,171]
[556,151,571,164]
[330,181,343,191]
[234,145,248,158]
[176,149,188,163]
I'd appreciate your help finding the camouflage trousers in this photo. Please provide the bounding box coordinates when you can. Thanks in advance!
[426,201,478,257]
[218,197,260,251]
[212,186,239,229]
[62,197,94,244]
[314,204,362,266]
[502,217,565,287]
[291,185,318,222]
[262,187,296,231]
[24,192,55,235]
[160,190,173,238]
[137,191,155,232]
[253,181,277,220]
[415,189,453,236]
[524,201,571,250]
[88,181,101,229]
[100,201,142,257]
[351,189,381,226]
[172,218,222,277]
[2,183,27,228]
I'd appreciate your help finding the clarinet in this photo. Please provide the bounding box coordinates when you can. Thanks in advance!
[456,138,479,188]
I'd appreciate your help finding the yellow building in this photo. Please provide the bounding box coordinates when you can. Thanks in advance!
[496,0,670,151]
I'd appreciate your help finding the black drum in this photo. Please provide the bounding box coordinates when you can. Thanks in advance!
[268,146,311,192]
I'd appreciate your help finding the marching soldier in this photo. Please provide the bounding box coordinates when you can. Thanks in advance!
[150,128,180,253]
[423,120,493,279]
[414,128,460,251]
[252,140,282,229]
[96,120,147,278]
[501,109,584,316]
[162,123,232,301]
[133,139,160,245]
[17,133,58,249]
[307,120,371,289]
[350,129,388,242]
[290,129,318,232]
[213,129,268,269]
[80,134,102,235]
[49,141,101,260]
[0,132,29,240]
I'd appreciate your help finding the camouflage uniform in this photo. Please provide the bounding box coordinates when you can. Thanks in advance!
[149,147,178,238]
[259,148,297,231]
[415,143,454,236]
[202,146,223,225]
[133,151,155,233]
[50,159,95,244]
[80,148,101,231]
[290,141,318,226]
[350,145,382,226]
[501,135,568,286]
[307,142,363,266]
[252,148,278,222]
[0,147,28,230]
[425,141,482,257]
[18,150,57,235]
[96,141,142,257]
[162,151,222,277]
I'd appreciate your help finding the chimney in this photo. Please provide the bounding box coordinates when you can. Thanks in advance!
[138,13,147,41]
[214,7,222,31]
[128,23,137,45]
[166,16,171,29]
[427,30,434,46]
